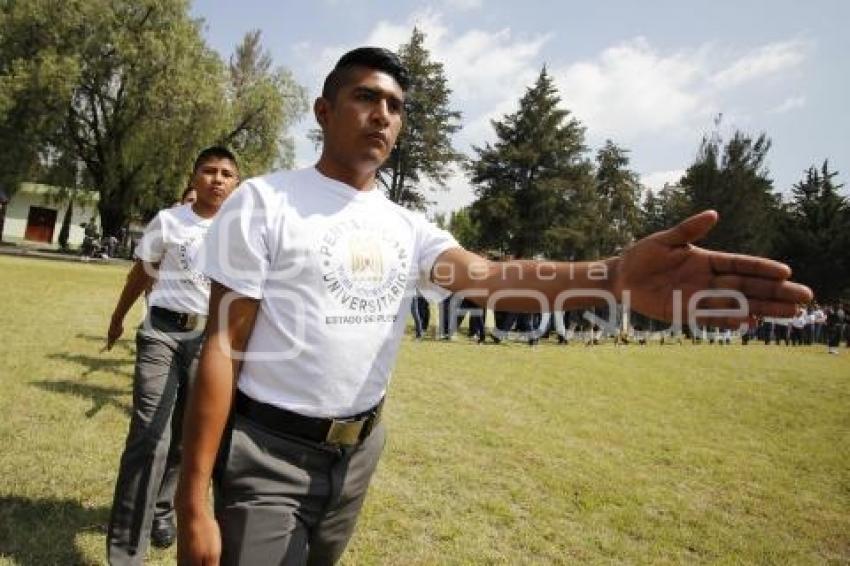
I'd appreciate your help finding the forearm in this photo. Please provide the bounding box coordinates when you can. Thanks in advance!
[176,339,237,509]
[111,261,155,321]
[434,249,620,312]
[177,282,259,511]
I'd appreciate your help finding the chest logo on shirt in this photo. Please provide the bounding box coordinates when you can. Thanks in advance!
[319,219,409,323]
[178,234,211,289]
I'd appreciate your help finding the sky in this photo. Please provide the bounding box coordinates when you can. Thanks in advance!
[191,0,849,215]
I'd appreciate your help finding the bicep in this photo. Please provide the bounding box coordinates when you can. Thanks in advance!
[206,280,261,356]
[127,260,157,288]
[430,247,490,292]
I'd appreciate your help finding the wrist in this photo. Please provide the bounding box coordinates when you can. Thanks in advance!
[176,485,209,514]
[604,256,622,300]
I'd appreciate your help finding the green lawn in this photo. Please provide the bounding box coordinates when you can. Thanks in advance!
[1,254,848,565]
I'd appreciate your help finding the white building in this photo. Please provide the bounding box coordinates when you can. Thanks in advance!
[0,183,100,248]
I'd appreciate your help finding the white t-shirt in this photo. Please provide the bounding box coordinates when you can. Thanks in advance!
[203,167,459,417]
[135,204,214,315]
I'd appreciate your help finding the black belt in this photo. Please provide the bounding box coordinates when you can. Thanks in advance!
[234,390,383,447]
[150,306,207,331]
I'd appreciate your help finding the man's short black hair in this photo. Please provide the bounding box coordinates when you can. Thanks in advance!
[193,146,238,173]
[322,47,411,101]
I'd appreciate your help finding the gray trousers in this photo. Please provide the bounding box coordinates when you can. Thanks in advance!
[214,412,386,565]
[107,311,203,564]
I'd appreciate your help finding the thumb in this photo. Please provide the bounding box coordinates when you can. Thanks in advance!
[655,210,718,246]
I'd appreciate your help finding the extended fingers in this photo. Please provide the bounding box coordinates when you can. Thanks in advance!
[713,275,813,303]
[709,252,792,279]
[694,296,799,318]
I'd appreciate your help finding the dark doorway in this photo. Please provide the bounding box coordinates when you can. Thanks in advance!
[24,206,58,243]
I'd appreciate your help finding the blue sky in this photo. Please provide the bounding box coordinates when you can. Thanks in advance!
[191,0,849,214]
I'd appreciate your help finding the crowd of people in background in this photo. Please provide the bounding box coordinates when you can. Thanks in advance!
[413,293,848,354]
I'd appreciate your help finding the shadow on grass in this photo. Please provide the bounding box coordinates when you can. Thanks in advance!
[31,379,131,418]
[0,496,107,565]
[47,352,134,379]
[74,333,136,356]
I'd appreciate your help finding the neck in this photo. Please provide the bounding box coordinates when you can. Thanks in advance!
[191,201,218,219]
[315,155,377,191]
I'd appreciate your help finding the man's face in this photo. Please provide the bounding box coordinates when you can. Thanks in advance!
[317,66,404,173]
[190,157,239,209]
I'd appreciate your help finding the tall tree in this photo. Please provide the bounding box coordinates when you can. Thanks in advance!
[0,1,307,235]
[221,29,307,177]
[380,28,462,210]
[469,67,594,259]
[680,128,781,256]
[0,0,81,193]
[778,161,849,301]
[639,182,690,238]
[591,140,641,255]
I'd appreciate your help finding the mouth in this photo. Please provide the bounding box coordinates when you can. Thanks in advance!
[365,132,388,147]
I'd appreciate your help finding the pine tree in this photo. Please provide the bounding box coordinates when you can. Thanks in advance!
[639,183,689,238]
[592,140,641,255]
[680,129,780,255]
[469,67,594,259]
[380,28,462,210]
[778,161,849,301]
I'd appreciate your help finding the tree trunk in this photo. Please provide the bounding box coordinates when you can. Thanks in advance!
[98,200,128,238]
[58,197,74,250]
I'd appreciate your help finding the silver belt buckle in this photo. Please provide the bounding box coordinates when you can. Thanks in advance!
[326,419,365,446]
[185,314,198,330]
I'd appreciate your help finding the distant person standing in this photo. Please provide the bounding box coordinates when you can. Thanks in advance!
[791,306,807,346]
[104,147,239,564]
[812,304,826,344]
[826,304,845,354]
[410,288,430,339]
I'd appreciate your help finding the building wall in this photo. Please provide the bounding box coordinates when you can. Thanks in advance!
[0,184,100,247]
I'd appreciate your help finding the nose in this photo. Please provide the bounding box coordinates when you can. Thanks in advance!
[370,99,391,126]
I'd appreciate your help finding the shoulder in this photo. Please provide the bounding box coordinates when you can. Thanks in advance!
[143,207,174,231]
[374,199,431,229]
[251,168,315,194]
[232,168,318,209]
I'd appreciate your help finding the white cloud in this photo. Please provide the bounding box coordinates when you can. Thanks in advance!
[640,169,686,190]
[442,0,483,11]
[770,95,806,114]
[355,10,547,109]
[711,40,808,89]
[425,163,475,216]
[552,37,711,142]
[550,37,811,144]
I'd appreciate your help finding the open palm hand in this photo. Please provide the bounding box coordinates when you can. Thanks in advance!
[613,211,812,327]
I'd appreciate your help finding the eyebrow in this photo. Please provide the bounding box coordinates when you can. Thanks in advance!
[352,85,404,106]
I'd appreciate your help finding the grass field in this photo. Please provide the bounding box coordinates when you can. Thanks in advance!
[0,254,848,565]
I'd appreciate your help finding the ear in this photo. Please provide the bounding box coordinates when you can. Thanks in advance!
[314,97,330,130]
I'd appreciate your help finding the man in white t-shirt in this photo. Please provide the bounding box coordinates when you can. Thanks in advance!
[105,146,239,564]
[176,48,813,565]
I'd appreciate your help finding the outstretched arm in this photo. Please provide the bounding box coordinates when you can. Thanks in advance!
[432,210,812,326]
[106,260,157,350]
[176,281,259,565]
